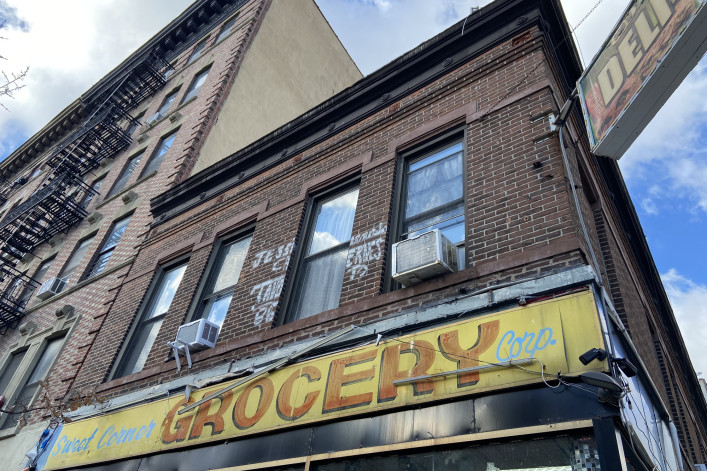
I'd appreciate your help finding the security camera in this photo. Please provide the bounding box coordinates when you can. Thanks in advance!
[579,348,608,365]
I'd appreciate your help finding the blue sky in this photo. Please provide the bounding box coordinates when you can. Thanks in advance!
[1,0,705,375]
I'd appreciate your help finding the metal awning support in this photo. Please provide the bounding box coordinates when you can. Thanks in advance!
[178,325,356,415]
[392,358,535,385]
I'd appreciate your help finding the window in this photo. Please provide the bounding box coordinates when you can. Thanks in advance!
[126,111,145,136]
[19,257,54,303]
[215,15,237,43]
[141,130,177,177]
[81,176,104,208]
[196,234,252,328]
[399,137,465,269]
[0,350,27,399]
[84,216,131,279]
[0,336,64,431]
[187,40,208,65]
[156,89,179,117]
[286,185,359,322]
[56,237,94,291]
[114,261,187,378]
[181,67,210,104]
[107,151,144,198]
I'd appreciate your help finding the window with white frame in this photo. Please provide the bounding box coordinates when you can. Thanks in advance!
[285,184,359,322]
[113,261,187,378]
[195,233,252,328]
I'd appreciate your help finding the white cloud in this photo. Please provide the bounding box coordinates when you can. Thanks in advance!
[661,269,707,377]
[0,0,192,160]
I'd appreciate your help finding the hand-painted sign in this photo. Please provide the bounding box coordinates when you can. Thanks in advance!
[578,0,706,158]
[44,291,604,470]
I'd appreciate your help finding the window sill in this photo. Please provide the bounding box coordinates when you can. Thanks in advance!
[24,257,135,314]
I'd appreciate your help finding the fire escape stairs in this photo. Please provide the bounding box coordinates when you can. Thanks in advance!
[0,52,170,333]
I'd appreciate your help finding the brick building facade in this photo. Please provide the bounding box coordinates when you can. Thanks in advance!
[1,0,705,470]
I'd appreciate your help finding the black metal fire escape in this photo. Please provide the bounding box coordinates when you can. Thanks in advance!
[0,52,170,333]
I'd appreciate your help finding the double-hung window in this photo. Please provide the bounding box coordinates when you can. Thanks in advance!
[286,185,359,322]
[156,89,179,118]
[84,216,131,279]
[108,151,143,198]
[181,67,210,104]
[114,261,187,378]
[187,40,207,65]
[19,257,54,303]
[141,131,177,177]
[56,237,94,292]
[400,137,466,269]
[0,336,64,431]
[126,111,145,136]
[215,15,237,43]
[196,234,252,328]
[81,177,104,208]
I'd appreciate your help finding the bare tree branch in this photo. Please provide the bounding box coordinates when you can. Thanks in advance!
[0,19,29,111]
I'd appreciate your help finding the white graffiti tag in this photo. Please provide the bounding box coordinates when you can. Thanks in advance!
[252,242,294,272]
[250,276,285,325]
[346,223,387,280]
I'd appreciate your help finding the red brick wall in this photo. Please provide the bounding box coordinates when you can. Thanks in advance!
[73,27,592,398]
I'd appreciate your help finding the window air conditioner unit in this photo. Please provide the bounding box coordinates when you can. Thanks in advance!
[36,277,66,300]
[145,112,164,126]
[169,319,220,371]
[392,229,457,288]
[175,318,220,351]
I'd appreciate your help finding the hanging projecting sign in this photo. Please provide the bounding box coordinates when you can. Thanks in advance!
[578,0,707,159]
[42,291,604,470]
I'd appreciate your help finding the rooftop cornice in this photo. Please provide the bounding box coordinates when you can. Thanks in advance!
[80,0,247,112]
[0,100,85,181]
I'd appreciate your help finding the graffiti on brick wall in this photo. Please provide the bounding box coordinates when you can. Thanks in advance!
[250,276,285,326]
[346,223,387,280]
[250,241,293,325]
[252,242,294,272]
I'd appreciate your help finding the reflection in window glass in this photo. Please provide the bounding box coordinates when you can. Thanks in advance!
[85,216,131,278]
[403,140,465,269]
[288,186,359,322]
[187,40,207,65]
[215,15,237,43]
[116,263,187,377]
[57,237,94,290]
[199,235,252,328]
[157,89,179,117]
[0,337,64,431]
[108,152,144,198]
[141,131,177,177]
[181,67,210,104]
[313,435,599,471]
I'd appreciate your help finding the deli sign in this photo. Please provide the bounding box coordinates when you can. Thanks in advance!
[43,291,603,470]
[578,0,707,158]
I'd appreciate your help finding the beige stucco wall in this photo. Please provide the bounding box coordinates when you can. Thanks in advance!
[192,0,362,175]
[0,420,49,468]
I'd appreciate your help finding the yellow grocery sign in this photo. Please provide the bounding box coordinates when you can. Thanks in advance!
[45,291,604,470]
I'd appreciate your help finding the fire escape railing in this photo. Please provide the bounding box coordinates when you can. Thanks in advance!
[0,52,169,333]
[0,265,39,334]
